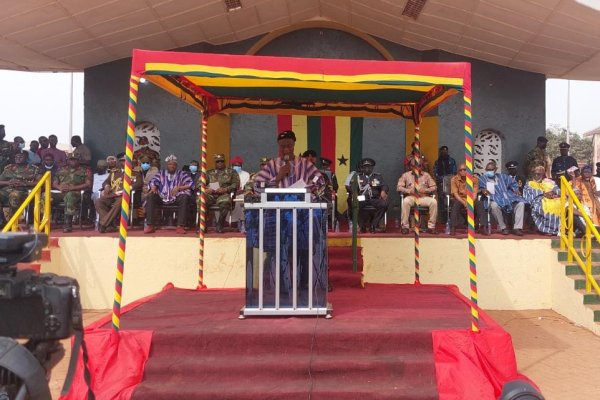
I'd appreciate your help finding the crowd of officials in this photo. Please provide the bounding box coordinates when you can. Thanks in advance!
[1,124,597,237]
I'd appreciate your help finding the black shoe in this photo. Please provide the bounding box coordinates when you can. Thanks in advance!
[501,228,510,235]
[98,225,106,233]
[401,228,409,235]
[427,228,437,234]
[360,226,367,233]
[450,228,456,236]
[513,229,523,236]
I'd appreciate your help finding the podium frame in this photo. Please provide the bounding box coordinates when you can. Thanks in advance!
[240,188,332,318]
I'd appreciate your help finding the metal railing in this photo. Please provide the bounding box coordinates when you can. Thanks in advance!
[559,176,600,296]
[1,171,52,234]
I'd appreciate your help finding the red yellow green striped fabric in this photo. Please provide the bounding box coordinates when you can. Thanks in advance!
[133,49,470,122]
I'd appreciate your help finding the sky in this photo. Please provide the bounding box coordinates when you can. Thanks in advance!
[0,70,599,146]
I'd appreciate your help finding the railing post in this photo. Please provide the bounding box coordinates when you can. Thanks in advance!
[586,224,592,293]
[568,196,574,263]
[33,190,41,231]
[560,177,566,251]
[44,175,51,235]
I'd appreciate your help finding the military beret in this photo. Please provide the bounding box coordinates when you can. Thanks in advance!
[505,161,518,169]
[230,155,243,165]
[259,156,270,163]
[214,153,225,161]
[361,158,375,167]
[97,159,108,168]
[320,157,332,167]
[302,149,316,158]
[67,152,79,159]
[537,136,548,143]
[277,130,296,141]
[559,142,570,149]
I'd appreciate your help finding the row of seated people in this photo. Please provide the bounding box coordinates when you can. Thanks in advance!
[347,156,596,237]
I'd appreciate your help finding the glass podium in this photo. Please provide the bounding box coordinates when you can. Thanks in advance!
[241,188,331,317]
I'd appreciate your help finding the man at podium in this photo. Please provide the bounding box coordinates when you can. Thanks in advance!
[245,130,328,313]
[254,130,325,194]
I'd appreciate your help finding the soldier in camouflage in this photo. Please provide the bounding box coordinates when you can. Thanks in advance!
[52,153,92,232]
[524,136,551,179]
[0,151,39,227]
[0,124,13,174]
[201,153,240,233]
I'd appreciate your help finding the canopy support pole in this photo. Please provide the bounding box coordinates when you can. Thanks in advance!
[111,74,140,331]
[198,112,208,289]
[464,90,479,332]
[413,124,421,284]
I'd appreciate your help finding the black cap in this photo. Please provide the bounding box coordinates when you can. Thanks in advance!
[559,142,570,149]
[537,136,548,143]
[277,130,296,141]
[361,158,375,167]
[302,149,316,158]
[505,161,518,169]
[320,157,332,167]
[596,162,600,167]
[439,145,448,151]
[582,165,593,173]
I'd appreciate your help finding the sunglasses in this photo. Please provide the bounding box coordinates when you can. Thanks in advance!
[458,168,466,171]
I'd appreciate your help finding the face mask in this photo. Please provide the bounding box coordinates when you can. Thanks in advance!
[18,143,25,150]
[189,165,198,173]
[233,166,242,173]
[141,162,151,171]
[485,171,495,178]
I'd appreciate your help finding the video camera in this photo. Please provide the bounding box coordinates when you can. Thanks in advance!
[0,233,84,400]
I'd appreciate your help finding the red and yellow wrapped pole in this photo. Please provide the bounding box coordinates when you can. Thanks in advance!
[464,91,479,332]
[413,125,421,284]
[112,74,139,331]
[198,113,208,289]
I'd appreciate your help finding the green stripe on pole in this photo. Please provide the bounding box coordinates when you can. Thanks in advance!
[307,116,322,160]
[349,117,363,169]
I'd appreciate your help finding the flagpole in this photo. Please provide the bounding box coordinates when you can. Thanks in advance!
[566,80,570,144]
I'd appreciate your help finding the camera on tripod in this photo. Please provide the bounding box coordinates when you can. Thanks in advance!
[0,233,84,400]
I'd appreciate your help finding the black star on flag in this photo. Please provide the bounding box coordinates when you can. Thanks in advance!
[337,154,348,166]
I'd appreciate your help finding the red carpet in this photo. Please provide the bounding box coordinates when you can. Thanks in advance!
[62,246,533,399]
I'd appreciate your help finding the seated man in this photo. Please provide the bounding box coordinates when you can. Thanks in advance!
[477,161,526,236]
[95,154,142,233]
[229,156,250,231]
[404,142,429,173]
[0,151,39,228]
[449,163,479,235]
[243,156,269,201]
[145,154,192,234]
[397,158,437,234]
[52,153,92,232]
[356,158,389,233]
[202,153,240,233]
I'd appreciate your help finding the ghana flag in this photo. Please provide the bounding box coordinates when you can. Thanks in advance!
[277,115,363,213]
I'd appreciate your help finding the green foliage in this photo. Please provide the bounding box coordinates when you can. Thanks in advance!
[545,125,593,165]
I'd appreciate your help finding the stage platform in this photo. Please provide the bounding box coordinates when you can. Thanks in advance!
[62,279,530,399]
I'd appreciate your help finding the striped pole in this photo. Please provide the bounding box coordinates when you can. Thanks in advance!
[198,113,208,289]
[413,125,421,284]
[111,74,140,331]
[464,91,479,332]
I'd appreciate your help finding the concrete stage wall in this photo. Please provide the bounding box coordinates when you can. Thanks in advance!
[43,237,555,312]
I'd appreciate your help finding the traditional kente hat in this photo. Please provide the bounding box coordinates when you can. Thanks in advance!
[165,154,178,163]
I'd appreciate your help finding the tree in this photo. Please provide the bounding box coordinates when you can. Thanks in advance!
[546,125,593,165]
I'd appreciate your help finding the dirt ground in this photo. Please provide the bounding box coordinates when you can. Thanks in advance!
[47,309,599,399]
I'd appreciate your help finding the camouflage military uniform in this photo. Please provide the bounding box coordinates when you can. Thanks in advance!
[0,163,38,215]
[524,148,551,179]
[0,140,12,174]
[52,165,92,216]
[200,167,240,213]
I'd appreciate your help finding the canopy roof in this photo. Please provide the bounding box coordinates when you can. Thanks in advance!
[132,49,470,121]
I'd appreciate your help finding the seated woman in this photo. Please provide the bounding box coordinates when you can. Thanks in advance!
[523,166,561,236]
[572,165,600,228]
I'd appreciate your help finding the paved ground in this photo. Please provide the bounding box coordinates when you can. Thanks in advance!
[48,309,599,399]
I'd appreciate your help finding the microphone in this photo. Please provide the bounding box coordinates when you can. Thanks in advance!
[282,155,291,177]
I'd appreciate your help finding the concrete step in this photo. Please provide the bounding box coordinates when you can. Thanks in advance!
[564,264,600,276]
[574,277,600,290]
[587,304,600,322]
[16,263,41,273]
[552,238,600,249]
[558,251,600,262]
[48,237,59,247]
[578,289,600,304]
